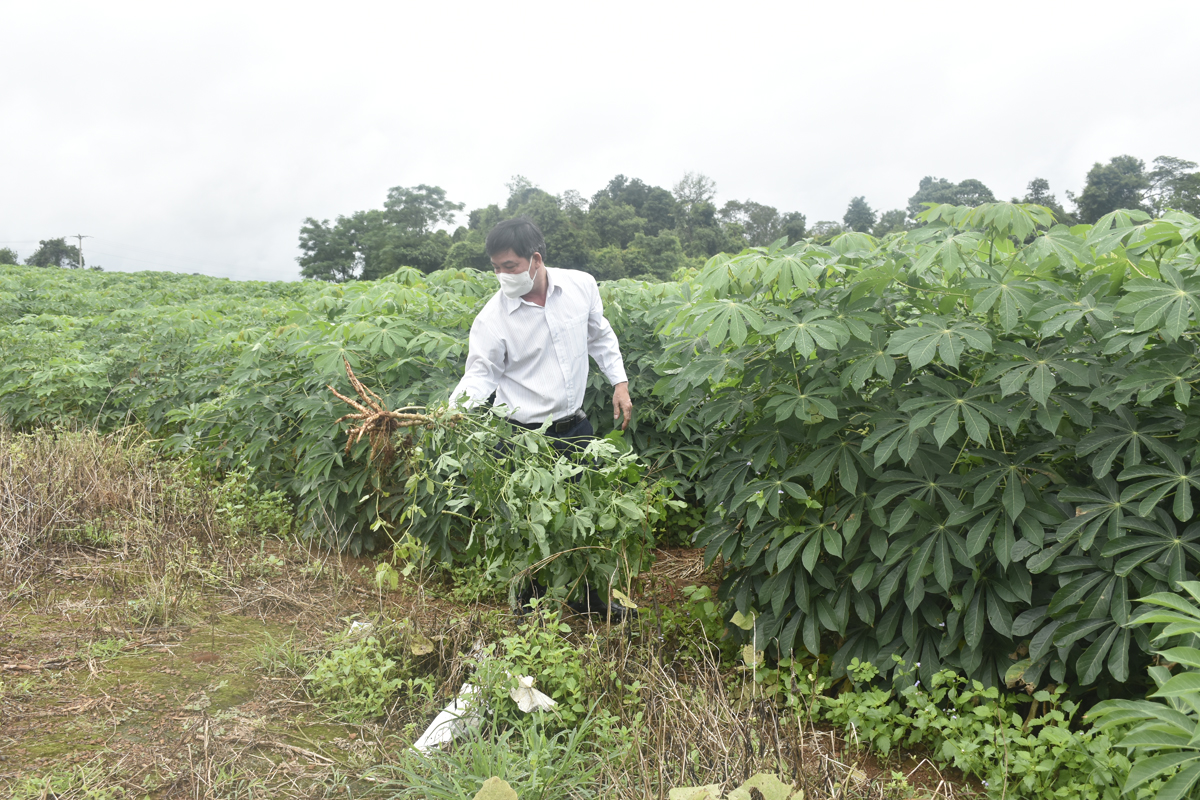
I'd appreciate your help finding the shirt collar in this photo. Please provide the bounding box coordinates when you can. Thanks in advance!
[501,266,560,314]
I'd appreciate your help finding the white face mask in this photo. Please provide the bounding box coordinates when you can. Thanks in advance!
[498,255,538,299]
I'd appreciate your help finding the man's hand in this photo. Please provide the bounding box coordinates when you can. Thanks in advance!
[612,382,632,431]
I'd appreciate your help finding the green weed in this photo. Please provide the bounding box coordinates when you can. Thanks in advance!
[250,631,309,677]
[375,713,603,800]
[822,657,1129,799]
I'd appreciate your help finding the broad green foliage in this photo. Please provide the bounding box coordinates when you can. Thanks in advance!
[4,202,1200,696]
[1090,582,1200,800]
[642,204,1200,690]
[378,412,675,600]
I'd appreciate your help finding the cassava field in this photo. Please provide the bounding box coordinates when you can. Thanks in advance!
[3,204,1200,799]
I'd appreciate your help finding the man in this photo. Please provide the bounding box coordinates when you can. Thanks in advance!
[450,217,632,619]
[449,217,632,440]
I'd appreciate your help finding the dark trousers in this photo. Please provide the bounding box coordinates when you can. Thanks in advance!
[507,413,594,456]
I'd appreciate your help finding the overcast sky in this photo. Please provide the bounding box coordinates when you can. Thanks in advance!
[3,1,1197,283]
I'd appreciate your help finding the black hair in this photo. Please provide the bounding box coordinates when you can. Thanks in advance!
[485,216,546,261]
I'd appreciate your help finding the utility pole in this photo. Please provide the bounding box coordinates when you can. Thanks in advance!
[72,234,92,268]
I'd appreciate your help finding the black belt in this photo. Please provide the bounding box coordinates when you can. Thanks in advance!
[510,409,586,436]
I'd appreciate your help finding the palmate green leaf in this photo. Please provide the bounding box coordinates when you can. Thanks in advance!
[1076,407,1178,479]
[899,376,1006,447]
[1055,478,1127,553]
[1076,625,1121,685]
[1085,208,1155,255]
[860,413,923,468]
[761,309,850,357]
[1156,760,1200,800]
[1119,450,1200,520]
[1124,753,1200,795]
[966,270,1040,331]
[1154,672,1200,699]
[1025,225,1089,268]
[1160,648,1200,670]
[759,251,818,297]
[1115,355,1200,407]
[964,201,1055,241]
[910,230,984,278]
[1102,514,1200,585]
[1028,288,1114,338]
[1134,583,1200,636]
[982,341,1094,407]
[797,435,870,494]
[885,315,992,369]
[840,328,896,391]
[352,321,411,357]
[1123,219,1188,257]
[1116,264,1200,341]
[763,382,840,423]
[872,466,963,520]
[684,299,765,349]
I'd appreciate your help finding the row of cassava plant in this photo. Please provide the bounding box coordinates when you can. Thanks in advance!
[639,206,1200,693]
[4,204,1200,697]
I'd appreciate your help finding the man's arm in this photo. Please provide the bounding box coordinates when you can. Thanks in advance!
[611,381,632,431]
[449,316,505,410]
[584,278,632,430]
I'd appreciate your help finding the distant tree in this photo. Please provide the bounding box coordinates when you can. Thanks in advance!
[590,245,627,281]
[589,199,646,249]
[672,172,717,209]
[1068,155,1150,224]
[906,176,996,220]
[504,175,538,209]
[672,200,727,258]
[720,200,807,246]
[625,232,689,281]
[442,229,490,272]
[590,176,676,236]
[871,209,907,238]
[1146,156,1200,216]
[298,184,460,280]
[781,211,807,243]
[809,221,845,244]
[640,187,678,236]
[843,196,876,233]
[26,237,82,268]
[1015,178,1075,225]
[382,184,463,233]
[0,246,19,265]
[559,189,587,213]
[509,190,596,271]
[468,204,506,233]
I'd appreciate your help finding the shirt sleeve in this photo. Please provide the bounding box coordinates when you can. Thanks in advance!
[585,277,628,387]
[450,313,505,409]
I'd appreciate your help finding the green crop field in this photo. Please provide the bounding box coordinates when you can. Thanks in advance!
[4,203,1200,798]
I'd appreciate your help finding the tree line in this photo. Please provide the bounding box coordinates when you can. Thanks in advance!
[3,154,1194,278]
[0,238,98,270]
[295,154,1199,284]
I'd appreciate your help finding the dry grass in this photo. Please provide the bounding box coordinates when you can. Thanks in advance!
[0,427,218,586]
[507,623,968,800]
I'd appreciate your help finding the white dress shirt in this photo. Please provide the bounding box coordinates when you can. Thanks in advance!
[449,267,628,425]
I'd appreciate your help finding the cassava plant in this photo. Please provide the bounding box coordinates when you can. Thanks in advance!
[639,204,1200,691]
